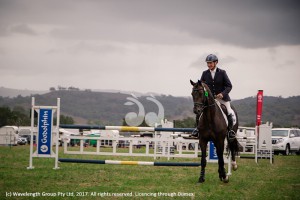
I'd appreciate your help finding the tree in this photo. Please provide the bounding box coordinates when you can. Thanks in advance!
[174,117,196,128]
[49,87,56,92]
[0,107,12,127]
[122,118,150,127]
[56,115,74,125]
[11,106,30,126]
[0,106,30,127]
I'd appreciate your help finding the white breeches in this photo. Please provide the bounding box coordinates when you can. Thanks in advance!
[216,99,237,124]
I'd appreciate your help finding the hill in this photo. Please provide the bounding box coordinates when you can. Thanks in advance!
[0,91,193,126]
[0,87,47,98]
[233,96,300,127]
[0,90,299,127]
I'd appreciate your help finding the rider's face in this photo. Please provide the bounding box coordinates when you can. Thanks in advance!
[207,61,217,70]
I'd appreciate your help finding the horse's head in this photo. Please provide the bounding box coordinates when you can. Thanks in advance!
[190,80,210,115]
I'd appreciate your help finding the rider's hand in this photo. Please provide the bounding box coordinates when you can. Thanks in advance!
[216,93,223,99]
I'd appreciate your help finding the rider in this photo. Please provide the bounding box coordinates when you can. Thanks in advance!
[191,54,236,138]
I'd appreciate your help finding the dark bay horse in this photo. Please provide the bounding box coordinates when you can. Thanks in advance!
[190,80,239,183]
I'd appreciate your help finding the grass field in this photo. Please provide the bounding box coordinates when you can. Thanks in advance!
[0,145,299,200]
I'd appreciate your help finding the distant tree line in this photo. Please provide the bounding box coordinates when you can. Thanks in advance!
[121,118,150,127]
[49,86,91,92]
[0,106,75,127]
[0,106,30,127]
[174,117,196,128]
[1,92,299,128]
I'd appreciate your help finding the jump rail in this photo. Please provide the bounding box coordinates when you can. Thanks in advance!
[58,158,201,167]
[60,124,195,132]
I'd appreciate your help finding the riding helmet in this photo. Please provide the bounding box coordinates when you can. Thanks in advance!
[205,54,218,62]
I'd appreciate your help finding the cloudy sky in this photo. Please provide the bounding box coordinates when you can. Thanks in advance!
[0,0,299,99]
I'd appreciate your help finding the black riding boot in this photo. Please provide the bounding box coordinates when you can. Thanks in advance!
[191,114,200,137]
[227,114,236,139]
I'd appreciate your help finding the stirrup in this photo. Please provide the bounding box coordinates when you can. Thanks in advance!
[228,130,236,141]
[190,128,199,137]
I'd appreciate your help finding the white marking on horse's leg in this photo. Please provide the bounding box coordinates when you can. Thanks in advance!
[231,161,238,171]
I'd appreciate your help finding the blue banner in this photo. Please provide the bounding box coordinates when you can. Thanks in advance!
[209,141,218,160]
[38,109,52,155]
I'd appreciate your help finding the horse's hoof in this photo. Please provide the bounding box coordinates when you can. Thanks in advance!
[198,177,205,183]
[222,176,229,183]
[233,164,238,171]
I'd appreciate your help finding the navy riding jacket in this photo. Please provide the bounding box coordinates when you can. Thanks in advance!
[200,68,232,102]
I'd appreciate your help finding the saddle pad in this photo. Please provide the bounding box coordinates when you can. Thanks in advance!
[215,100,228,126]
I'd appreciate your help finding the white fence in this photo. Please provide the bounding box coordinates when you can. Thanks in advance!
[63,135,200,160]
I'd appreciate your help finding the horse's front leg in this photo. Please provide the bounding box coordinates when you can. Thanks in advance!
[216,141,229,183]
[198,139,207,183]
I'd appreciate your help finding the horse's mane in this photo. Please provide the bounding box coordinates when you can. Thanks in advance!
[199,81,215,100]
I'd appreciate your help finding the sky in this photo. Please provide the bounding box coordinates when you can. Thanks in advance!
[0,0,299,99]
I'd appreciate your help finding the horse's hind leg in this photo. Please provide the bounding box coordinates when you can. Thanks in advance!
[229,137,238,171]
[231,148,238,171]
[198,139,207,183]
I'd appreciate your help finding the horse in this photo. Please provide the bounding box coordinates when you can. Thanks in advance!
[190,80,239,183]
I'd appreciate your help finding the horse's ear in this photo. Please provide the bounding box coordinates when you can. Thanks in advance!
[190,80,196,86]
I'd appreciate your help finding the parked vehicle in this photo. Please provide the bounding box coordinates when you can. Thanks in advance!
[272,128,300,155]
[17,137,27,145]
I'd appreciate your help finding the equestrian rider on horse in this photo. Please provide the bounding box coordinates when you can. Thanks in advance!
[191,54,237,138]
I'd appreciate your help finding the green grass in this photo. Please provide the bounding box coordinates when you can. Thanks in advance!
[0,146,300,200]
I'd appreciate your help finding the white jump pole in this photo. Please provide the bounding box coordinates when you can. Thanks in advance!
[27,97,35,169]
[54,98,60,169]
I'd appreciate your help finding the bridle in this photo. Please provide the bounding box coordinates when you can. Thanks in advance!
[192,84,216,115]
